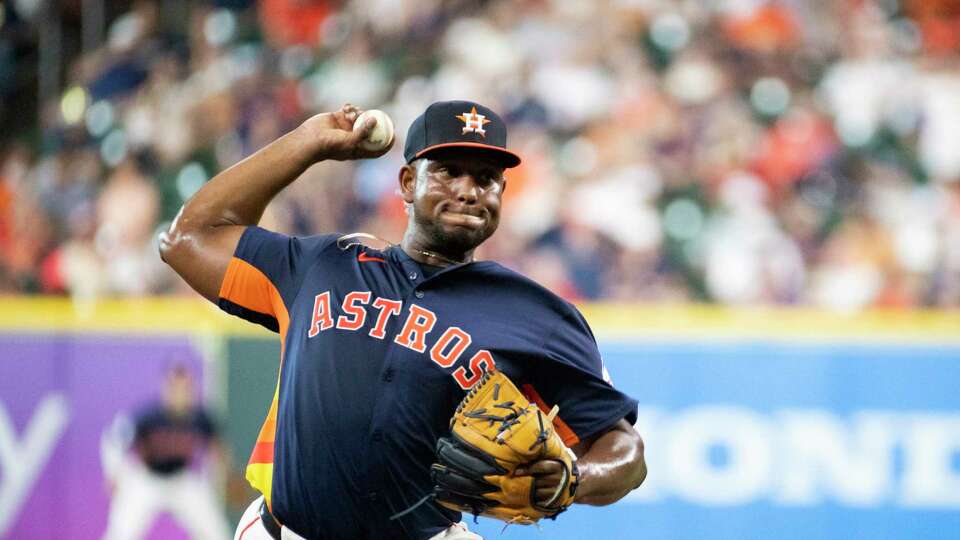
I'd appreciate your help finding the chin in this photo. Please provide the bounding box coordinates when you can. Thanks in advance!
[435,224,494,255]
[414,210,498,256]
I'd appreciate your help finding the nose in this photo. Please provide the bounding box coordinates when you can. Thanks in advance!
[454,175,480,205]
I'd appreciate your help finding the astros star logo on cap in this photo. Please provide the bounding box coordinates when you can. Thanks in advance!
[403,100,522,168]
[456,106,492,137]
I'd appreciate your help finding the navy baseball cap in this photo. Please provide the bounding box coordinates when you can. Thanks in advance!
[404,100,522,168]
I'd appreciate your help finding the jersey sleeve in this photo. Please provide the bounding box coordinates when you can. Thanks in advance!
[132,408,156,444]
[523,306,638,447]
[194,409,218,439]
[217,226,338,333]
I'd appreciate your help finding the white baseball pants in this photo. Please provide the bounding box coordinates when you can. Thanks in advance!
[101,458,231,540]
[234,496,483,540]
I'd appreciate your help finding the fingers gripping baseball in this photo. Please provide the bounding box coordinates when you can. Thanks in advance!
[300,104,394,161]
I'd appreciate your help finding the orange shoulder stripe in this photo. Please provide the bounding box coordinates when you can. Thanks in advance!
[219,256,290,347]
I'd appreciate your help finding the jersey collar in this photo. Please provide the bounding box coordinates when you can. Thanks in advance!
[388,245,491,286]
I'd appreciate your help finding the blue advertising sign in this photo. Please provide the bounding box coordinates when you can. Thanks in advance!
[470,339,960,540]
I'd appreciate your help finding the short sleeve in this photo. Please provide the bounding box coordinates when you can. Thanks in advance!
[132,409,155,443]
[194,409,217,439]
[523,306,638,447]
[217,226,338,332]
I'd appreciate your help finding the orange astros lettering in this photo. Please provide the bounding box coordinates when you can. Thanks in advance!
[369,298,403,339]
[308,292,334,337]
[394,305,437,353]
[337,291,372,331]
[306,289,493,389]
[430,327,472,368]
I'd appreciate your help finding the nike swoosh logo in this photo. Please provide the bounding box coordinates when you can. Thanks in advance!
[358,252,386,263]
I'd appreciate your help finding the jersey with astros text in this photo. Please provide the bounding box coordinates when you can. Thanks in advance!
[217,226,638,540]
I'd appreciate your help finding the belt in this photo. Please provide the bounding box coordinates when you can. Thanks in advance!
[259,500,283,540]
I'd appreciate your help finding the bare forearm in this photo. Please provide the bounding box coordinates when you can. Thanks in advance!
[574,422,646,506]
[158,126,319,299]
[177,126,319,231]
[158,105,385,301]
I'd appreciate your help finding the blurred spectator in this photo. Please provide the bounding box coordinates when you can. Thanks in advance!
[1,0,958,311]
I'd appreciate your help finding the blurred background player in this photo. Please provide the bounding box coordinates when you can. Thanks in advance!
[102,364,231,540]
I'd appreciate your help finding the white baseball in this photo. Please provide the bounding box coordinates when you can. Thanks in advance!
[353,109,395,152]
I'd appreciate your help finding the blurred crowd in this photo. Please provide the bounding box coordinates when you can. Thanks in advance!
[2,0,960,310]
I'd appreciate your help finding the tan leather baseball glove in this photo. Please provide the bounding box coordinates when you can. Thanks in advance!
[431,369,579,524]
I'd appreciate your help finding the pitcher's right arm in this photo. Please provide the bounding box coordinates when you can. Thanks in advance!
[159,105,390,301]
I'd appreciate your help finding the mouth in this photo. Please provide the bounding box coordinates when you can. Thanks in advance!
[438,207,486,229]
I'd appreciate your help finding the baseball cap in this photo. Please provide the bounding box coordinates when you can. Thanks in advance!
[403,100,522,168]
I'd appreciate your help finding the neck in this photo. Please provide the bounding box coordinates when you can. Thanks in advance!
[167,403,191,416]
[401,231,473,267]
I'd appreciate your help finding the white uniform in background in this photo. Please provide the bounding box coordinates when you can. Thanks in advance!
[100,404,231,540]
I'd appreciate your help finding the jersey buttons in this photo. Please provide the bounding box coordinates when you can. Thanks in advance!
[408,272,418,280]
[371,430,383,442]
[382,368,394,382]
[414,290,425,299]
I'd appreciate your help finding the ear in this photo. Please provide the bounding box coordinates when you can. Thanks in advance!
[399,164,416,204]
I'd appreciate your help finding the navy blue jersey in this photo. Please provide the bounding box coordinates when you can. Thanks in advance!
[217,226,638,540]
[133,405,216,475]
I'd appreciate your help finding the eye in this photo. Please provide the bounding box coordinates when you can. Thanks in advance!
[479,170,501,186]
[445,165,463,178]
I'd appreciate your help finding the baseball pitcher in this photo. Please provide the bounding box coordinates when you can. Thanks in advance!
[160,101,647,540]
